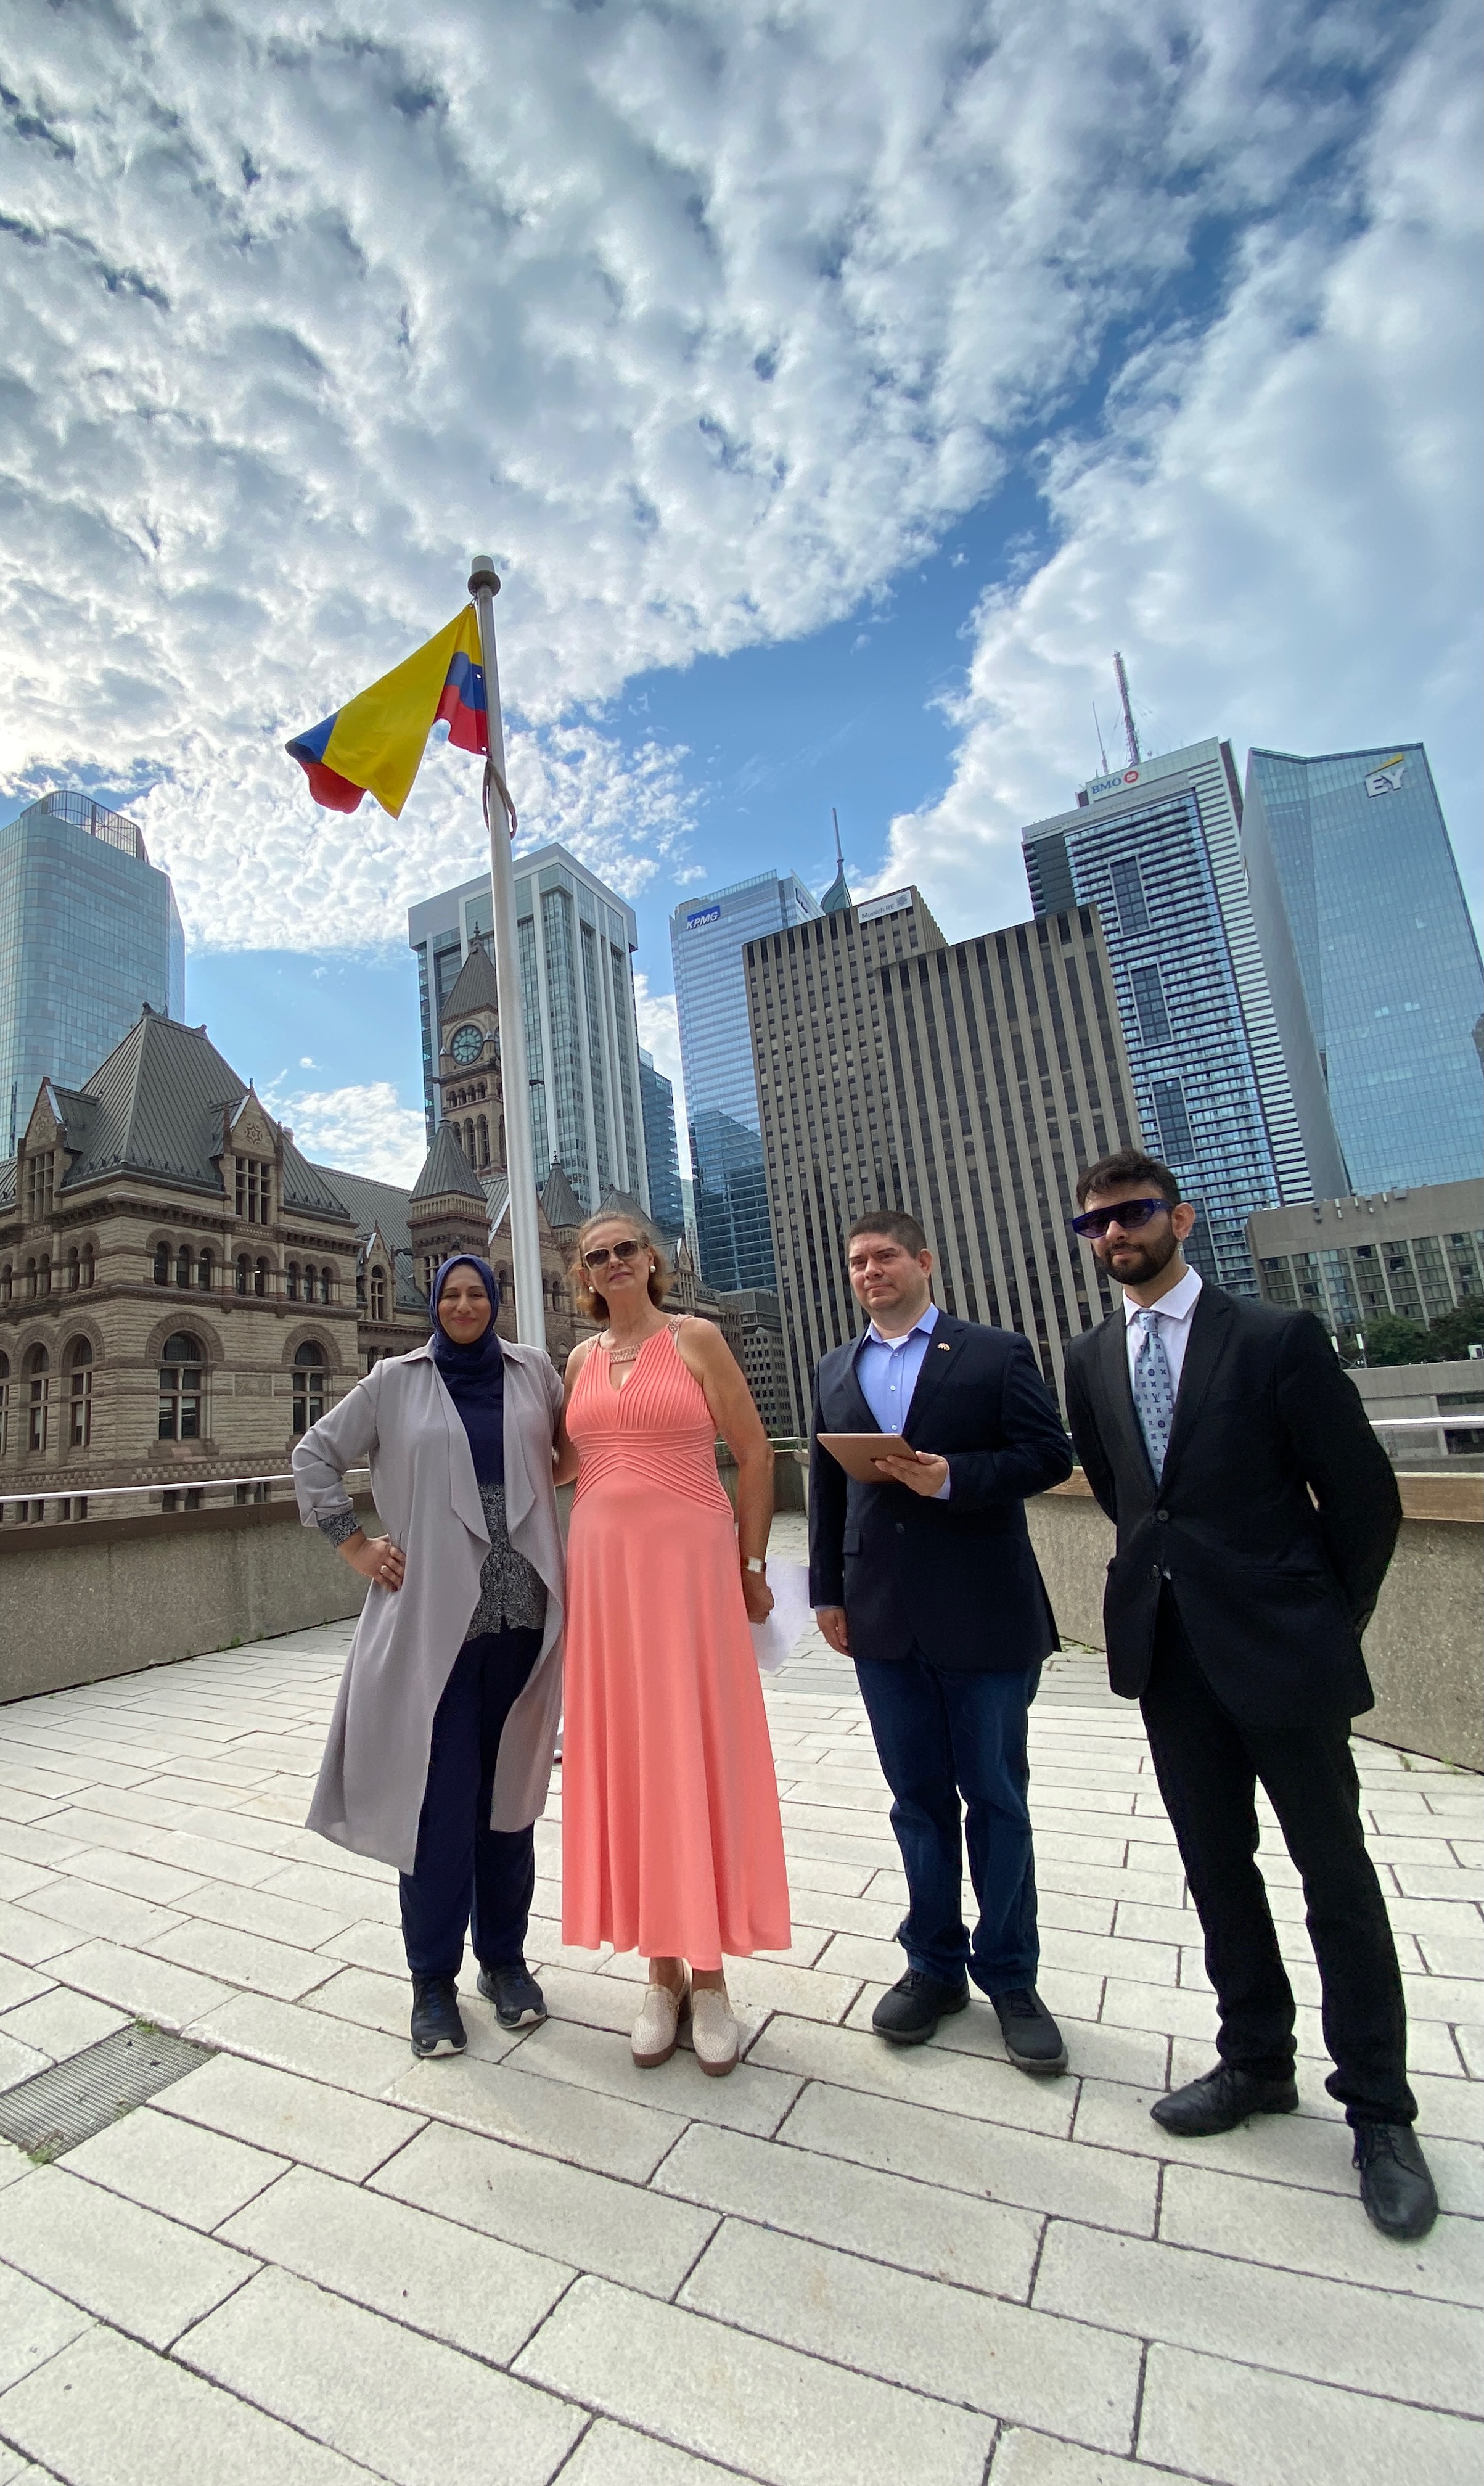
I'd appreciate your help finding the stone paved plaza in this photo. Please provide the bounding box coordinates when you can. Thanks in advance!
[0,1512,1480,2486]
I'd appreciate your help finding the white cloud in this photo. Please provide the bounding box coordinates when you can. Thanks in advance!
[265,1078,428,1186]
[882,0,1483,936]
[0,0,1410,950]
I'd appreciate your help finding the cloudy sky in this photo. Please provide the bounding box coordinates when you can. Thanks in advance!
[2,0,1478,1180]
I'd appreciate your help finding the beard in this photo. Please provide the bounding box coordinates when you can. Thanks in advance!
[1094,1222,1183,1288]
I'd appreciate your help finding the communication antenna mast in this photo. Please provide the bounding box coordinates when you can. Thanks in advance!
[832,806,845,868]
[1113,651,1141,766]
[1092,706,1109,774]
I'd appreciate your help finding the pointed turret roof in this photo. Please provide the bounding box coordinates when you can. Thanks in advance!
[409,1120,486,1204]
[820,805,851,915]
[540,1159,584,1230]
[441,935,500,1022]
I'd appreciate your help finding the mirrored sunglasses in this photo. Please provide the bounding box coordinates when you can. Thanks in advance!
[582,1237,644,1270]
[1068,1196,1170,1241]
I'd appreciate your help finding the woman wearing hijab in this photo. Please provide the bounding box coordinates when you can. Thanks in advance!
[292,1254,567,2060]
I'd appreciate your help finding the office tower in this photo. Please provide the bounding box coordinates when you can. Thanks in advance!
[718,1289,792,1435]
[877,911,1146,1403]
[1,792,185,1157]
[1021,738,1342,1294]
[1248,1177,1484,1339]
[408,843,648,1217]
[1243,744,1483,1192]
[744,885,945,1427]
[671,870,821,1290]
[637,1048,684,1241]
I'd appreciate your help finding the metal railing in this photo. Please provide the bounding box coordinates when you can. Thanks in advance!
[0,1468,369,1527]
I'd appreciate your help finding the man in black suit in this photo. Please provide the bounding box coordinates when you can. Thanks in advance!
[1062,1147,1435,2240]
[810,1210,1074,2067]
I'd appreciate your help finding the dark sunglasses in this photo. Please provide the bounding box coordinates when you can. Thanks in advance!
[1069,1197,1171,1240]
[582,1237,644,1271]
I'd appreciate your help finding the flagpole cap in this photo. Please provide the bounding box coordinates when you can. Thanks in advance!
[468,556,501,598]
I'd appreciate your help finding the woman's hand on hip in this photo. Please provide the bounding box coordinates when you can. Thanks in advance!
[342,1533,405,1592]
[741,1567,774,1624]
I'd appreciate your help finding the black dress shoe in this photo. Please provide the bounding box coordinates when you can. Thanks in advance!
[1151,2062,1299,2136]
[871,1969,970,2045]
[477,1963,547,2029]
[991,1987,1068,2075]
[1355,2123,1438,2241]
[409,1975,467,2058]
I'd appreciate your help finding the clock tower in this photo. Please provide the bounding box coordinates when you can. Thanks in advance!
[435,934,504,1173]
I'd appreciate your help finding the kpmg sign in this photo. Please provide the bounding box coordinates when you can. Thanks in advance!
[686,904,722,929]
[857,888,912,922]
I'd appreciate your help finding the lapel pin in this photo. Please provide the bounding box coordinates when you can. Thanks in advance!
[935,1341,951,1351]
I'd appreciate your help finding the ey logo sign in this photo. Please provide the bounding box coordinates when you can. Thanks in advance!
[1364,755,1407,797]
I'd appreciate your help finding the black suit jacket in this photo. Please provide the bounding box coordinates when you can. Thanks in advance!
[808,1313,1073,1672]
[1063,1285,1401,1729]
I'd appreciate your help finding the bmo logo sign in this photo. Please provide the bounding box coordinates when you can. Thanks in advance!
[1086,765,1143,801]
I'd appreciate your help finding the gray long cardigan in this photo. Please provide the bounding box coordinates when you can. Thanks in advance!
[291,1337,565,1871]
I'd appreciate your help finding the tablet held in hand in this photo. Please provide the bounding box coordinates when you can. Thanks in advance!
[816,1431,912,1482]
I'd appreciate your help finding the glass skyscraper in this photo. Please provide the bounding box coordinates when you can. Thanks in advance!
[670,870,820,1290]
[1,792,185,1157]
[1021,740,1332,1295]
[408,843,648,1216]
[1243,744,1483,1193]
[637,1046,684,1240]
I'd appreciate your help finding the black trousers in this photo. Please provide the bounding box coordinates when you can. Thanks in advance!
[1141,1598,1414,2127]
[399,1627,542,1982]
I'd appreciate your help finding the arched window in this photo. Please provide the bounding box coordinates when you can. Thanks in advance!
[477,1115,490,1167]
[68,1337,93,1449]
[154,1242,170,1286]
[26,1345,49,1454]
[0,1350,9,1456]
[81,1244,94,1287]
[174,1245,192,1289]
[66,1247,80,1291]
[464,1119,475,1163]
[158,1334,204,1442]
[197,1249,211,1290]
[253,1258,268,1298]
[285,1261,300,1302]
[39,1254,51,1296]
[369,1265,387,1322]
[236,1253,250,1295]
[319,1266,333,1305]
[292,1342,326,1437]
[24,1257,36,1300]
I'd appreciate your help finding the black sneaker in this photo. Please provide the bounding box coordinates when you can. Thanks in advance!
[991,1986,1068,2075]
[1151,2062,1298,2136]
[871,1969,970,2045]
[409,1975,466,2059]
[478,1963,547,2029]
[1355,2122,1438,2241]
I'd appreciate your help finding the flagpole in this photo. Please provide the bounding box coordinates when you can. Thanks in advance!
[468,556,547,1353]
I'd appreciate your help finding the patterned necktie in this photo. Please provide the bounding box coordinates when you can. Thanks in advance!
[1132,1308,1176,1482]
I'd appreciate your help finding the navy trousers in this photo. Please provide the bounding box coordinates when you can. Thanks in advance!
[854,1651,1041,1995]
[399,1627,542,1981]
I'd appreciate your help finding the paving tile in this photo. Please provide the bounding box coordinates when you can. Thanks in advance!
[1137,2340,1484,2486]
[149,1914,340,2000]
[751,2014,1075,2138]
[1409,2069,1484,2143]
[1100,1977,1220,2041]
[0,1984,129,2064]
[164,1874,359,1949]
[385,2044,687,2178]
[372,2115,715,2296]
[219,2162,572,2360]
[684,2217,1139,2451]
[185,1988,411,2096]
[0,2320,372,2485]
[0,2030,48,2092]
[779,2080,1157,2234]
[989,2432,1204,2486]
[511,2009,801,2136]
[256,1859,400,1921]
[515,2273,994,2486]
[1402,1971,1484,2025]
[306,1963,525,2062]
[1419,1930,1484,1979]
[179,2262,582,2483]
[0,1859,57,1906]
[33,1935,232,2029]
[0,1896,84,1964]
[16,1876,183,1950]
[1159,2160,1484,2307]
[1071,2077,1361,2191]
[0,2162,253,2348]
[0,2260,93,2392]
[1034,2216,1484,2416]
[557,2418,754,2485]
[155,2050,422,2179]
[46,1841,207,1909]
[0,1960,52,2018]
[715,1953,863,2024]
[65,2102,288,2231]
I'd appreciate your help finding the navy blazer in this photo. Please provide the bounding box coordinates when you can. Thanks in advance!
[808,1312,1073,1672]
[1064,1286,1402,1729]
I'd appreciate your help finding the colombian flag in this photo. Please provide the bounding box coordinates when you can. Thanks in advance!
[286,606,488,817]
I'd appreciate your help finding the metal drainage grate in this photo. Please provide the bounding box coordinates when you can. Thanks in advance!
[0,2023,216,2161]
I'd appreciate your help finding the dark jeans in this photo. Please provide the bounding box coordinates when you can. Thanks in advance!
[1141,1599,1414,2127]
[854,1650,1041,1995]
[399,1627,542,1982]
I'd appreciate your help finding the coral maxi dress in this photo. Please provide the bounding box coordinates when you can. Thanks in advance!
[561,1326,791,1966]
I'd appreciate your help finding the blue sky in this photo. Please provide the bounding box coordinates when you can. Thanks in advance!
[2,1,1478,1179]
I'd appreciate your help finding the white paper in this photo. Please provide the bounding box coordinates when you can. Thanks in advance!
[748,1561,816,1675]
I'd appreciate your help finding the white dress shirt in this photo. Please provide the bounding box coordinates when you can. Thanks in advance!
[1122,1265,1203,1398]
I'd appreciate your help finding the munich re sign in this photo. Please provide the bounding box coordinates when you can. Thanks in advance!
[1364,755,1407,797]
[857,888,912,922]
[686,904,722,929]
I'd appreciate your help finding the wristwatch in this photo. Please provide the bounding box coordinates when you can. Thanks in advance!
[744,1556,767,1574]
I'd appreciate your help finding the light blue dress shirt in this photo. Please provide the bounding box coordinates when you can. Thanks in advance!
[854,1303,951,1499]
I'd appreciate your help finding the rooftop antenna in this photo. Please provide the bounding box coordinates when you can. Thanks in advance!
[1092,705,1109,774]
[832,806,844,868]
[1113,650,1141,766]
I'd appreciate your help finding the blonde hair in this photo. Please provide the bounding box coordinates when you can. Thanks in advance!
[572,1213,671,1321]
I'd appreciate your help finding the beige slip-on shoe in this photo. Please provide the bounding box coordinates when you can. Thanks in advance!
[690,1986,740,2077]
[631,1974,690,2068]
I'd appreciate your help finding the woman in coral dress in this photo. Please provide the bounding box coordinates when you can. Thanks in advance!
[560,1210,790,2075]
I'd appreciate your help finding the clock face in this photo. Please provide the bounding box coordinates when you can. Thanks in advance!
[449,1024,483,1065]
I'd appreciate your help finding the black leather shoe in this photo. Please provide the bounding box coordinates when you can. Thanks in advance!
[409,1975,467,2058]
[1355,2122,1438,2241]
[871,1969,970,2045]
[1151,2062,1299,2136]
[991,1987,1068,2075]
[478,1963,547,2028]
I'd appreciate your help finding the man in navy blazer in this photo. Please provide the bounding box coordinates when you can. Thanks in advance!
[810,1209,1074,2066]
